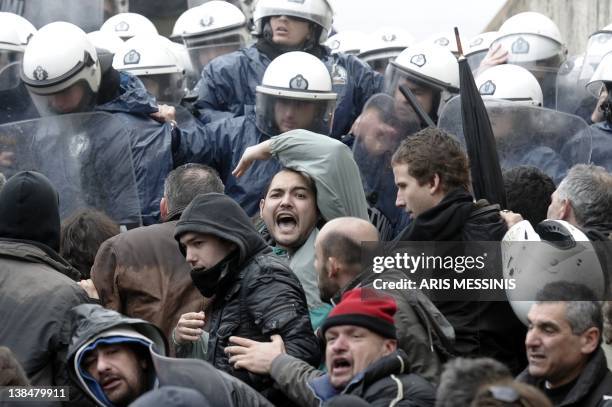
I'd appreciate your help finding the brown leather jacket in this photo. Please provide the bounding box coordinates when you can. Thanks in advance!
[91,220,208,350]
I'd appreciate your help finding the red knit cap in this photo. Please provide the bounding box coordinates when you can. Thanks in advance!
[321,287,397,339]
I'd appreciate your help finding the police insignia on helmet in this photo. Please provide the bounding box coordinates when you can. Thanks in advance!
[289,74,309,90]
[435,37,449,46]
[200,16,214,27]
[511,37,530,54]
[124,49,141,65]
[410,54,426,67]
[479,80,496,96]
[470,37,484,47]
[33,66,48,81]
[115,21,130,32]
[382,34,396,42]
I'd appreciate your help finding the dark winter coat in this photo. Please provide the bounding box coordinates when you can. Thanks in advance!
[269,350,435,406]
[173,193,320,393]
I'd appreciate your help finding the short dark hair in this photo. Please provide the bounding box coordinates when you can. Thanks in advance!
[320,232,362,268]
[436,357,512,407]
[264,167,318,199]
[535,282,603,337]
[60,209,120,278]
[391,127,470,193]
[503,166,555,225]
[164,164,224,214]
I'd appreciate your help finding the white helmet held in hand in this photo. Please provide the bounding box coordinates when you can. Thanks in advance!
[476,64,543,106]
[114,35,186,103]
[492,12,566,70]
[256,51,337,136]
[253,0,334,43]
[502,219,605,325]
[100,13,158,41]
[172,1,250,75]
[21,22,101,115]
[358,27,414,66]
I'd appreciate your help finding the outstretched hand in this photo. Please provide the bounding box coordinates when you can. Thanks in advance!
[232,140,273,178]
[225,334,285,374]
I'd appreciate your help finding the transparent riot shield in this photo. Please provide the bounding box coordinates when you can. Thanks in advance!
[351,93,421,240]
[0,62,38,125]
[555,55,597,122]
[0,112,142,227]
[21,0,105,32]
[439,96,592,184]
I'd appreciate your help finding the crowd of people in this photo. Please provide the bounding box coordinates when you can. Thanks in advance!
[1,0,612,405]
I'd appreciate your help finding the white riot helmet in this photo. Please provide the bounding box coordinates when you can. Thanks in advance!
[21,22,101,115]
[492,12,566,71]
[425,31,459,55]
[476,64,543,106]
[325,30,366,55]
[502,219,605,325]
[586,51,612,96]
[255,51,336,136]
[100,13,158,41]
[0,12,36,71]
[580,23,612,82]
[172,1,250,75]
[358,28,414,73]
[253,0,334,43]
[114,35,186,103]
[465,31,499,71]
[87,30,125,55]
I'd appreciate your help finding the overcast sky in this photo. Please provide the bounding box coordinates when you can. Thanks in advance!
[328,0,507,43]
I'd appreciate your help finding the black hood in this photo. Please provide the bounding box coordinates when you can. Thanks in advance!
[174,193,269,266]
[0,171,61,253]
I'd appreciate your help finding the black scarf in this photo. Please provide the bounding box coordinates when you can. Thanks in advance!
[396,189,475,242]
[190,250,240,298]
[255,37,325,61]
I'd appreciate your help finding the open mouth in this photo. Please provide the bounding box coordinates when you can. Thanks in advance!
[101,376,122,391]
[528,353,546,363]
[276,212,297,233]
[331,357,352,374]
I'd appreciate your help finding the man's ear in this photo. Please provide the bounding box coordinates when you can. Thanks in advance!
[580,327,600,355]
[560,198,574,221]
[259,198,266,218]
[428,173,442,195]
[160,197,168,220]
[382,339,397,356]
[328,256,341,278]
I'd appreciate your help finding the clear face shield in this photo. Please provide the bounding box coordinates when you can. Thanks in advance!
[467,50,487,72]
[384,63,453,124]
[580,31,612,82]
[555,55,598,121]
[28,80,97,117]
[184,29,248,74]
[0,50,23,72]
[139,72,186,104]
[495,34,566,107]
[255,92,336,136]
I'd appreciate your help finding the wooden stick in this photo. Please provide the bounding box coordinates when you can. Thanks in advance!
[454,27,464,57]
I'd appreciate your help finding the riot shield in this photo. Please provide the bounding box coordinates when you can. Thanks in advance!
[351,93,420,240]
[21,0,105,32]
[0,112,142,226]
[555,55,597,122]
[439,96,592,183]
[0,62,38,125]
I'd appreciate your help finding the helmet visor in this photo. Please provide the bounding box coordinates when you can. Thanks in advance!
[140,73,186,104]
[28,80,96,116]
[185,32,246,74]
[255,92,335,136]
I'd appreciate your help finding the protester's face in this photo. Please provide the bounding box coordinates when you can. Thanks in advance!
[525,302,590,387]
[274,98,318,133]
[392,163,438,218]
[260,170,317,250]
[325,325,395,389]
[83,343,147,406]
[315,236,339,302]
[180,232,235,270]
[48,82,87,114]
[270,15,311,47]
[394,79,435,116]
[353,108,399,156]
